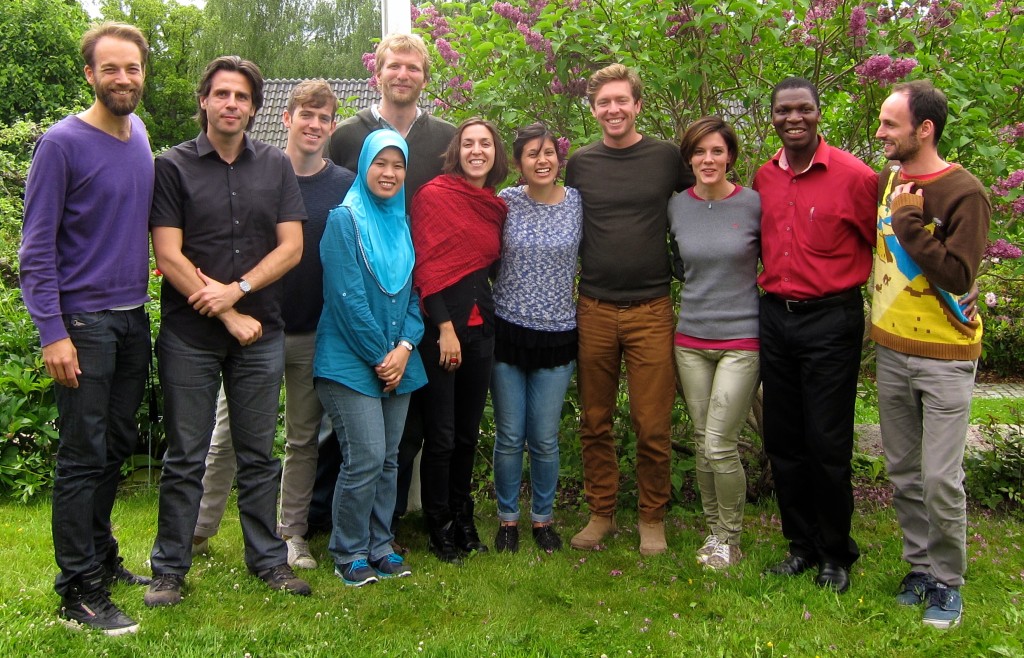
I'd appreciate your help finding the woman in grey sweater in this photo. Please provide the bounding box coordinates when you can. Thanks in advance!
[668,117,761,569]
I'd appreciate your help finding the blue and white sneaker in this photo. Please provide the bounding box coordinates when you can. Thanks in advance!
[896,571,935,606]
[336,559,379,587]
[922,584,962,629]
[371,553,412,578]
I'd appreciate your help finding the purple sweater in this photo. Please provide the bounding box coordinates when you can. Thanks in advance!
[19,115,154,346]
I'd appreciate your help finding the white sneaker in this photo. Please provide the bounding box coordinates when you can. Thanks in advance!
[696,534,720,563]
[704,542,742,570]
[286,536,318,569]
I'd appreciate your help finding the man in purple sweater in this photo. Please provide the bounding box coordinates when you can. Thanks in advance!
[20,22,154,636]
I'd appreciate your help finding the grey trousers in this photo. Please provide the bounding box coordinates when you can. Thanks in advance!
[876,344,975,587]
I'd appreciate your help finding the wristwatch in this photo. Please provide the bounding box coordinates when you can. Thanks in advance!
[238,279,252,296]
[397,339,414,352]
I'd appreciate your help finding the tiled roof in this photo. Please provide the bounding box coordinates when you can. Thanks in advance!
[250,78,377,149]
[250,78,432,149]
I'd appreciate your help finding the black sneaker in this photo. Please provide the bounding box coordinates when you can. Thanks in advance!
[371,553,412,578]
[495,525,519,553]
[144,573,184,607]
[336,559,380,587]
[102,554,151,587]
[258,564,312,596]
[60,588,138,635]
[896,571,936,606]
[532,525,563,552]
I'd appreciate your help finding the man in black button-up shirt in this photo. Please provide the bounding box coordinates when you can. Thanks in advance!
[145,55,310,607]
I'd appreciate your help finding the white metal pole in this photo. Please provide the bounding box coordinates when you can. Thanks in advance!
[381,0,412,36]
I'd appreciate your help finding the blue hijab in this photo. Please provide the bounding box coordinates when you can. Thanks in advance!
[343,130,413,295]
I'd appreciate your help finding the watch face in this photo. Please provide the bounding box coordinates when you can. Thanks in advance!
[239,279,252,294]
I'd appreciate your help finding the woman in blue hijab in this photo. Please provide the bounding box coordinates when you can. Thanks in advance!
[314,130,426,587]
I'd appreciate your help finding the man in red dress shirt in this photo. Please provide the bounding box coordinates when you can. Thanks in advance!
[753,77,877,594]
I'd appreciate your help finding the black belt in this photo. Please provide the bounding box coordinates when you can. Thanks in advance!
[765,288,861,314]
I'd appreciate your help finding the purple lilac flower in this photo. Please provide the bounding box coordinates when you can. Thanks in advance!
[435,37,461,66]
[855,54,917,85]
[848,6,868,47]
[924,0,962,29]
[361,52,376,75]
[999,123,1024,143]
[991,170,1024,196]
[985,238,1024,260]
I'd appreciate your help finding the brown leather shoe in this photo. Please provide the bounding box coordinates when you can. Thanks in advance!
[570,515,616,550]
[638,520,667,556]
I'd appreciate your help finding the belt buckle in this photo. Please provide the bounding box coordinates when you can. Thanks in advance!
[615,300,633,309]
[784,298,798,312]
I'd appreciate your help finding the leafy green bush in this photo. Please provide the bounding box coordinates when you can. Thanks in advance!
[0,282,58,501]
[965,410,1024,517]
[979,258,1024,377]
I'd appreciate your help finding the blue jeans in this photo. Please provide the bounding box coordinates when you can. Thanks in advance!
[52,307,150,596]
[151,328,286,575]
[491,360,574,523]
[316,378,410,565]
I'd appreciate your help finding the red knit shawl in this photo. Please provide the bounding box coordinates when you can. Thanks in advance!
[411,174,507,299]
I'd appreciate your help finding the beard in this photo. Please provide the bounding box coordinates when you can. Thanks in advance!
[888,132,921,163]
[97,85,142,116]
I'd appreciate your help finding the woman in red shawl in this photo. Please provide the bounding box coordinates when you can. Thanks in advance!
[412,118,509,564]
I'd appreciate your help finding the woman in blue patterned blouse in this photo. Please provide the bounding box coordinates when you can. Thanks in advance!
[491,123,583,553]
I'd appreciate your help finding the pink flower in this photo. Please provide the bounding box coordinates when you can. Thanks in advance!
[610,569,622,576]
[361,52,376,75]
[855,54,917,86]
[985,239,1024,260]
[848,5,868,47]
[435,37,461,66]
[984,292,998,308]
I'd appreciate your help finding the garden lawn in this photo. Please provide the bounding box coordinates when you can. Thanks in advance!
[2,486,1023,658]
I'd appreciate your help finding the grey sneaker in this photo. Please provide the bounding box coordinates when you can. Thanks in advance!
[371,553,412,578]
[258,564,312,596]
[696,534,721,563]
[144,573,184,608]
[285,536,318,570]
[896,571,936,606]
[922,585,962,629]
[336,559,379,587]
[704,542,743,570]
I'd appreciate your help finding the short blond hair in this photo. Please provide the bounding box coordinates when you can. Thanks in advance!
[375,33,431,79]
[586,63,642,107]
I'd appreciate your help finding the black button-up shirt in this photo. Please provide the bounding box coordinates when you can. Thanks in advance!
[150,132,306,348]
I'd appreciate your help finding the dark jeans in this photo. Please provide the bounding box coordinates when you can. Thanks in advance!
[52,307,150,597]
[150,328,286,576]
[760,293,863,568]
[419,327,494,524]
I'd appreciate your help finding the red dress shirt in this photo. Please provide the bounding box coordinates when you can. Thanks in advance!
[753,137,878,300]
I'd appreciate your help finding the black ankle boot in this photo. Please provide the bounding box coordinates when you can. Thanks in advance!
[427,520,463,565]
[453,504,488,554]
[101,543,151,588]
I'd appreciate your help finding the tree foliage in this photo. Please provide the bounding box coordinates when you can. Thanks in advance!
[201,0,382,79]
[0,0,91,124]
[412,0,1024,239]
[100,0,209,148]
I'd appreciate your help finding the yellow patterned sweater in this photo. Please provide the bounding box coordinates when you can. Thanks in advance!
[870,163,991,360]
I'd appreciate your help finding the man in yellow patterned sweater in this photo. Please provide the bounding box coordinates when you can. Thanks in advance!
[872,79,990,630]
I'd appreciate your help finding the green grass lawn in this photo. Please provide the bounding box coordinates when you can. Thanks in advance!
[855,396,1024,425]
[2,486,1023,657]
